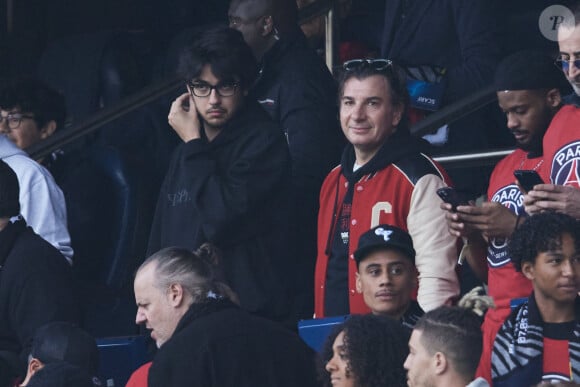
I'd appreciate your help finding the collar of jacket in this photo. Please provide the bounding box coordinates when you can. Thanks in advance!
[172,298,237,336]
[525,291,580,328]
[340,129,432,183]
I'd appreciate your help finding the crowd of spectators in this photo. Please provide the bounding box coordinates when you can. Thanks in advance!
[2,0,580,386]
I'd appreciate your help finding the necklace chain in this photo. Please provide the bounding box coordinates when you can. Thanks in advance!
[518,156,544,171]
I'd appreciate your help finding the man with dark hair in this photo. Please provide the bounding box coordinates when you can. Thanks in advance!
[442,49,566,382]
[0,78,66,150]
[0,78,73,263]
[228,0,343,319]
[147,26,293,322]
[405,306,487,387]
[314,59,459,318]
[19,322,100,386]
[492,213,580,386]
[0,160,79,386]
[353,224,423,329]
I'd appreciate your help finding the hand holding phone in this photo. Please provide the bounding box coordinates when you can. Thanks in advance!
[436,187,468,211]
[514,169,544,193]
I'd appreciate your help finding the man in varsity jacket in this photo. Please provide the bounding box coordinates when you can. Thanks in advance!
[314,59,459,317]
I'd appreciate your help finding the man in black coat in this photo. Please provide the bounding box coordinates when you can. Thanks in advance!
[228,0,344,320]
[0,160,79,387]
[147,26,294,322]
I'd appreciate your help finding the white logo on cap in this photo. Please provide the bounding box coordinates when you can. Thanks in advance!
[375,227,393,241]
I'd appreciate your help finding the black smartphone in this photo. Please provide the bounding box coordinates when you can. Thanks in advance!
[436,187,468,211]
[514,169,544,193]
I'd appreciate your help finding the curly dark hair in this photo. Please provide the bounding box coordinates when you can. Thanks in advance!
[318,314,409,387]
[177,25,258,90]
[508,212,580,272]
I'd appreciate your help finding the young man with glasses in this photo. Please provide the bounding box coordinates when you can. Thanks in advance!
[0,78,73,263]
[147,26,294,324]
[314,59,459,318]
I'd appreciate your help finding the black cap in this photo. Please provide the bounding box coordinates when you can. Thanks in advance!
[353,224,416,264]
[0,160,19,218]
[494,49,566,92]
[31,322,99,376]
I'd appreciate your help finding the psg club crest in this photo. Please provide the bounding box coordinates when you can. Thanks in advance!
[487,184,523,267]
[551,141,580,188]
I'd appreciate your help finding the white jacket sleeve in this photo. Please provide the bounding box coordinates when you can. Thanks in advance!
[9,156,73,263]
[407,174,459,311]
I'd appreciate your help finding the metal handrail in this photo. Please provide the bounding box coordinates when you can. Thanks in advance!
[28,78,183,160]
[433,148,513,169]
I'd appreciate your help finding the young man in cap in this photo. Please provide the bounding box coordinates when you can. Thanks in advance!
[354,224,423,329]
[442,49,565,382]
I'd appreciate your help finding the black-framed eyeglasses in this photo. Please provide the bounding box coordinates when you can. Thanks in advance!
[343,59,393,72]
[0,113,34,130]
[187,81,239,98]
[555,57,580,73]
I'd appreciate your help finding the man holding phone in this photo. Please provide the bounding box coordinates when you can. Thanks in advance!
[147,26,295,323]
[441,50,565,382]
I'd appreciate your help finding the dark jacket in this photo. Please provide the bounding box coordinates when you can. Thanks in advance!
[147,101,293,320]
[0,219,80,384]
[381,0,500,195]
[148,299,320,387]
[251,27,344,318]
[381,0,498,104]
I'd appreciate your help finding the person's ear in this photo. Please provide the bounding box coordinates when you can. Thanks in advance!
[546,88,562,108]
[29,358,43,375]
[391,103,404,128]
[521,261,535,281]
[39,120,57,139]
[355,271,362,293]
[411,268,418,288]
[261,15,274,36]
[433,352,448,375]
[167,283,184,307]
